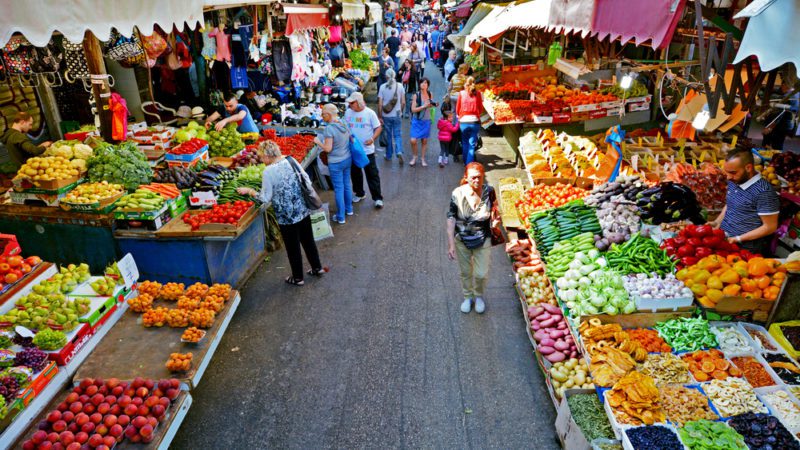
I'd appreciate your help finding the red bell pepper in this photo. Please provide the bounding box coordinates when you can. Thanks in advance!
[687,238,703,248]
[701,236,722,248]
[694,225,713,237]
[695,247,712,258]
[673,236,687,246]
[662,245,677,255]
[680,256,698,267]
[677,245,695,258]
[712,228,726,239]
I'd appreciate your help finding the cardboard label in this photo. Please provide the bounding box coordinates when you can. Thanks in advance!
[117,253,139,290]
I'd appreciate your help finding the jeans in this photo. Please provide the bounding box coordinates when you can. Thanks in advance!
[404,91,414,116]
[439,141,450,159]
[351,153,383,201]
[460,122,480,164]
[382,116,404,159]
[279,215,322,281]
[328,158,353,221]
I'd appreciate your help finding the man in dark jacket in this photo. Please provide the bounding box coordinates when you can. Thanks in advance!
[0,112,51,171]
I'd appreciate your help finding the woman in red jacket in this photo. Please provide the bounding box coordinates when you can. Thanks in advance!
[455,76,484,164]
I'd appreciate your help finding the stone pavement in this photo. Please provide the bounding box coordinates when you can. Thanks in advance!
[170,62,558,449]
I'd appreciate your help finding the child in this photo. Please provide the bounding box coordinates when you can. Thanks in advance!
[437,103,459,167]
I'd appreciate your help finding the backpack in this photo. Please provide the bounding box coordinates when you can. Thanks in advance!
[62,38,90,83]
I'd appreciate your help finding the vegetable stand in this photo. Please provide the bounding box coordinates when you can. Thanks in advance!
[0,204,119,274]
[113,207,268,288]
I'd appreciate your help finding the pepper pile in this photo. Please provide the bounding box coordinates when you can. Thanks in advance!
[661,224,757,268]
[605,233,676,276]
[182,201,254,231]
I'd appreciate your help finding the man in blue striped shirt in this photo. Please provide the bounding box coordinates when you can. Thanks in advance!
[711,149,780,254]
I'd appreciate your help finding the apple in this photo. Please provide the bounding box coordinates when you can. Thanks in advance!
[93,378,104,388]
[157,380,171,392]
[97,403,110,415]
[111,386,123,397]
[67,423,79,434]
[65,393,79,403]
[145,396,160,408]
[22,441,35,450]
[159,397,170,408]
[132,377,145,389]
[48,431,59,442]
[166,388,179,400]
[117,395,131,407]
[117,415,130,427]
[103,435,116,447]
[170,378,180,389]
[137,405,149,417]
[90,413,103,424]
[56,402,69,412]
[68,403,83,415]
[38,442,52,450]
[131,397,143,407]
[90,394,104,406]
[102,415,116,427]
[95,424,108,436]
[85,385,98,396]
[109,424,123,438]
[151,404,166,418]
[139,424,153,437]
[123,404,138,416]
[147,416,158,428]
[66,443,81,450]
[104,395,116,405]
[132,416,148,429]
[52,420,67,432]
[135,387,149,398]
[80,422,95,434]
[32,430,48,444]
[61,411,74,423]
[82,403,95,415]
[78,395,90,404]
[109,405,121,416]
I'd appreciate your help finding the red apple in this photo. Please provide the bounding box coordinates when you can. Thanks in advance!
[90,413,102,424]
[109,424,123,438]
[117,395,131,407]
[93,378,104,388]
[102,415,116,428]
[103,435,116,447]
[147,416,158,428]
[78,395,89,404]
[117,415,130,427]
[95,424,108,436]
[129,433,142,443]
[111,386,123,397]
[144,396,160,408]
[106,378,120,389]
[157,380,171,392]
[32,430,48,444]
[131,397,143,407]
[109,405,121,416]
[65,393,79,403]
[66,443,81,450]
[61,411,74,423]
[139,424,153,437]
[22,441,35,450]
[142,433,154,444]
[137,405,149,417]
[80,422,95,434]
[82,404,95,415]
[78,379,93,389]
[124,425,138,439]
[104,395,116,405]
[38,442,52,450]
[166,388,179,400]
[90,394,104,406]
[74,413,89,426]
[123,404,138,416]
[85,385,98,396]
[123,388,135,397]
[68,403,83,415]
[55,402,68,412]
[159,397,170,408]
[67,423,79,434]
[151,404,166,418]
[96,403,110,415]
[131,416,148,428]
[135,387,149,398]
[48,431,59,442]
[169,378,180,389]
[131,377,144,389]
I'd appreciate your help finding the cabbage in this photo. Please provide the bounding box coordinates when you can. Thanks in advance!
[589,293,606,307]
[556,278,570,290]
[602,304,618,315]
[578,276,591,287]
[622,302,637,314]
[583,304,599,315]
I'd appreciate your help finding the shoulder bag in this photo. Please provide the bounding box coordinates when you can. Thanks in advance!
[288,157,323,210]
[382,83,400,114]
[488,186,505,246]
[341,120,369,168]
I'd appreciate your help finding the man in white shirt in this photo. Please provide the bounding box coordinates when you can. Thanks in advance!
[344,92,384,208]
[377,68,406,164]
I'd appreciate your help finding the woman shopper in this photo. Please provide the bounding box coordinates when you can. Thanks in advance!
[409,77,435,167]
[437,103,459,167]
[396,42,411,72]
[372,46,395,92]
[446,162,500,313]
[314,104,353,224]
[410,41,426,76]
[448,63,469,111]
[236,141,328,287]
[397,59,419,119]
[456,76,484,165]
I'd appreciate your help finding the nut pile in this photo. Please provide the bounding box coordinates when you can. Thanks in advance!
[704,377,767,417]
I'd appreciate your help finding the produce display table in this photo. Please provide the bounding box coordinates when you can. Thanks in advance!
[0,204,119,273]
[74,291,241,390]
[11,389,193,450]
[114,210,267,287]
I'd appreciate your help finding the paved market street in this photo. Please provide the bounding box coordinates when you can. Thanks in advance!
[171,63,559,449]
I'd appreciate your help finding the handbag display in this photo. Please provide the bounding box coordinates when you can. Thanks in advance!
[105,29,146,67]
[288,157,323,210]
[30,39,62,73]
[2,36,34,75]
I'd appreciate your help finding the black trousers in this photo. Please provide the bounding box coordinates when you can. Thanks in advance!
[279,215,322,280]
[351,153,383,200]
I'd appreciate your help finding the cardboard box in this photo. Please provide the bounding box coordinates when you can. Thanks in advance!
[59,191,124,213]
[18,361,58,406]
[555,389,595,450]
[113,202,170,220]
[553,112,572,124]
[627,102,650,112]
[9,189,70,207]
[168,194,188,218]
[115,209,172,231]
[189,190,217,207]
[589,109,608,120]
[12,175,82,192]
[624,95,652,105]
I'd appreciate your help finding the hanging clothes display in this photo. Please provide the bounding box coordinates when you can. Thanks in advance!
[272,38,293,83]
[109,93,128,141]
[201,26,217,62]
[209,26,231,62]
[289,32,312,82]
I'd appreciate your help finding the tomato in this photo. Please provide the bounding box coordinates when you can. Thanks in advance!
[20,264,32,274]
[4,273,18,284]
[7,256,22,267]
[25,256,42,266]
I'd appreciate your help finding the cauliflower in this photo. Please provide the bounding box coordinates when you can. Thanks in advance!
[44,144,73,159]
[70,159,87,172]
[72,144,93,160]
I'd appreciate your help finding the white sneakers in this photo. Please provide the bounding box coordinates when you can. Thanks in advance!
[375,200,384,209]
[460,297,486,314]
[352,195,366,203]
[438,156,449,167]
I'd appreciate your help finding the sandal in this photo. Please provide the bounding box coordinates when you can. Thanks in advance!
[285,276,305,286]
[307,266,330,277]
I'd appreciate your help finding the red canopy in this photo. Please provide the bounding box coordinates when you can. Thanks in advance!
[283,4,330,35]
[591,0,686,48]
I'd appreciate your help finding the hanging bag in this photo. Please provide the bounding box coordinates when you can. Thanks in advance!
[488,187,505,246]
[62,39,90,83]
[1,36,34,75]
[30,39,62,73]
[141,31,168,68]
[105,29,146,67]
[230,66,248,89]
[341,121,369,169]
[288,156,323,210]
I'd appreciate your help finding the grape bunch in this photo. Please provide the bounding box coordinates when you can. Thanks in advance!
[32,329,67,351]
[14,347,48,372]
[12,334,34,348]
[0,334,11,349]
[0,376,19,402]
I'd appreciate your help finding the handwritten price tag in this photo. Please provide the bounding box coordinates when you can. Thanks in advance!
[117,253,139,290]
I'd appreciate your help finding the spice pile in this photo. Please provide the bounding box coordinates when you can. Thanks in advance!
[566,393,615,441]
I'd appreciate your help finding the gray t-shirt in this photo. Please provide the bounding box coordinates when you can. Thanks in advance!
[321,121,351,164]
[378,82,405,118]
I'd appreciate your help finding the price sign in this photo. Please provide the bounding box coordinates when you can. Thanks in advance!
[117,253,139,289]
[15,326,34,338]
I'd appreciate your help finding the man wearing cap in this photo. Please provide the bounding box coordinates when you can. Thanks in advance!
[344,92,384,209]
[204,91,259,133]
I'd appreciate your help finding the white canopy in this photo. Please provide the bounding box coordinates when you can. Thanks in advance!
[464,0,551,49]
[733,0,799,71]
[465,3,513,49]
[1,0,205,47]
[341,0,367,21]
[367,2,383,25]
[205,0,279,11]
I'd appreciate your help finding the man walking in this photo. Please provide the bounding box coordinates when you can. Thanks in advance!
[344,93,385,209]
[385,30,402,70]
[377,68,406,165]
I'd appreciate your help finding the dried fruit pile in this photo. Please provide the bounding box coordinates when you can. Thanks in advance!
[727,413,800,450]
[606,371,665,426]
[625,425,683,450]
[658,385,718,426]
[638,353,691,385]
[730,356,777,388]
[681,350,742,382]
[704,377,766,417]
[626,328,671,353]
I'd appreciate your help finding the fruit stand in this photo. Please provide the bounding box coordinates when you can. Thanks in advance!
[498,124,800,449]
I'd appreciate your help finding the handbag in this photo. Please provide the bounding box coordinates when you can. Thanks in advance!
[342,121,369,168]
[488,187,505,246]
[288,157,323,210]
[30,39,62,73]
[62,39,89,82]
[382,83,400,114]
[1,36,34,75]
[402,68,411,83]
[105,29,146,67]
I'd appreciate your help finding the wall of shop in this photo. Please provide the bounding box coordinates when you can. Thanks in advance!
[105,59,145,123]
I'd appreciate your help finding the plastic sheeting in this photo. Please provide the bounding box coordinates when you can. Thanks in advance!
[591,0,685,49]
[733,0,800,71]
[465,4,513,49]
[546,0,593,37]
[1,0,204,47]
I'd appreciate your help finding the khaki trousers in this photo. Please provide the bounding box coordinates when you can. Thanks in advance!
[455,239,491,298]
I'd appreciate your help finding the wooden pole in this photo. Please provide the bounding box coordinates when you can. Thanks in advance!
[82,30,114,142]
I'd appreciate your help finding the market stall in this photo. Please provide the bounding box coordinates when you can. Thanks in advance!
[498,119,800,449]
